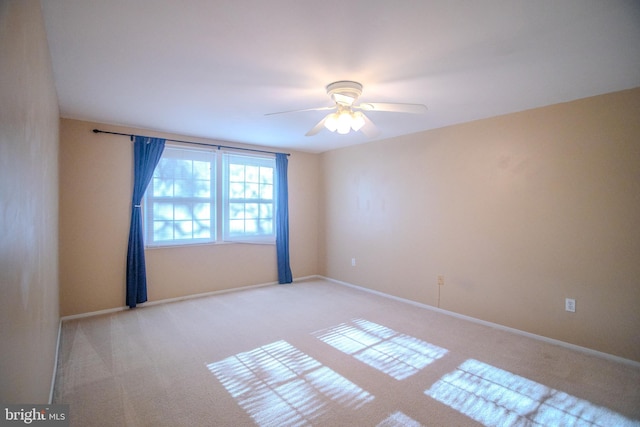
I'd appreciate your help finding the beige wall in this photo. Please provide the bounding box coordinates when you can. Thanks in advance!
[320,88,640,362]
[59,119,320,316]
[61,90,640,362]
[0,0,60,402]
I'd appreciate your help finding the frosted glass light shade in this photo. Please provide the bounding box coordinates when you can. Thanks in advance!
[324,110,366,134]
[324,113,338,132]
[351,112,365,131]
[336,111,352,134]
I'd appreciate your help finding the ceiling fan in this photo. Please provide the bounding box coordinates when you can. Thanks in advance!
[266,81,427,137]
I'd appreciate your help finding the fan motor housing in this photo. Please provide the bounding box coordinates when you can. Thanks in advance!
[326,81,363,106]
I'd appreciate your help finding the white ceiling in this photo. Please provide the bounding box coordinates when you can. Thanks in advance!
[41,0,640,153]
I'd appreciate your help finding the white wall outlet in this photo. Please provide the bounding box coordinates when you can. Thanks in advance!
[437,275,444,286]
[565,298,576,312]
[351,258,356,267]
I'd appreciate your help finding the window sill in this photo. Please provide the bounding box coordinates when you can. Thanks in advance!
[145,240,275,250]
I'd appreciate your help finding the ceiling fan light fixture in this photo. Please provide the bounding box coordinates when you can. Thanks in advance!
[336,111,353,134]
[351,111,365,131]
[324,113,338,132]
[268,79,426,138]
[324,109,366,134]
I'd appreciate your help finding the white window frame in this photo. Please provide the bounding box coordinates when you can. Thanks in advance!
[143,145,276,247]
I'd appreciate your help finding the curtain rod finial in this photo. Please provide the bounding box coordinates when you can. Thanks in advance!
[92,129,99,133]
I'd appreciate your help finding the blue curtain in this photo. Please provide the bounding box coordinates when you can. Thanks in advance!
[126,136,165,308]
[275,153,293,284]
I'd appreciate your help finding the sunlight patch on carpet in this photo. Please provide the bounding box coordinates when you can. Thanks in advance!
[313,318,448,380]
[207,340,374,426]
[425,359,640,427]
[376,410,423,427]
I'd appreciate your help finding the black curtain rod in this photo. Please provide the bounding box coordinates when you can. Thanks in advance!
[92,129,290,156]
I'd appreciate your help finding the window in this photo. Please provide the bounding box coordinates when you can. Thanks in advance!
[144,146,216,246]
[223,153,275,243]
[143,145,276,247]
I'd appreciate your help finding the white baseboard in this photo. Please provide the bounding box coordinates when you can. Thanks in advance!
[57,273,638,368]
[49,319,62,404]
[60,306,128,322]
[59,277,319,322]
[320,275,640,369]
[292,275,321,283]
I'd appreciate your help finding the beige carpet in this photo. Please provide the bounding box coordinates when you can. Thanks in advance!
[53,278,640,426]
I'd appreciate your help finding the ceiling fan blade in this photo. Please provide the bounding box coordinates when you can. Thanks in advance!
[305,115,328,136]
[360,113,380,138]
[265,106,336,116]
[356,102,427,114]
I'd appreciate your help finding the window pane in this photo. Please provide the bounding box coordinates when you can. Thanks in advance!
[153,178,173,197]
[230,203,244,219]
[154,158,171,178]
[260,167,273,185]
[194,203,210,220]
[174,160,193,179]
[230,183,245,198]
[245,166,259,183]
[259,219,272,234]
[194,220,211,238]
[260,184,273,200]
[230,164,244,181]
[153,221,173,241]
[260,204,272,218]
[154,203,174,220]
[245,219,258,233]
[229,219,244,234]
[174,204,192,221]
[245,203,259,219]
[246,183,260,199]
[194,180,210,197]
[175,179,195,197]
[175,221,193,238]
[193,161,210,180]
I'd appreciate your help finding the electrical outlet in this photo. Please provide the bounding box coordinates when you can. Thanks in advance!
[565,298,576,313]
[437,275,444,286]
[351,258,356,267]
